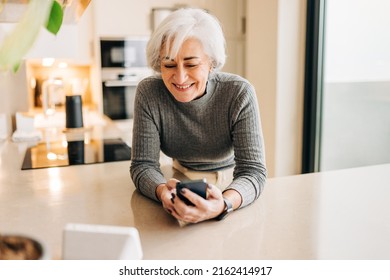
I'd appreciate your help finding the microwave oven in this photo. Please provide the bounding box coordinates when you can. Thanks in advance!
[100,37,149,69]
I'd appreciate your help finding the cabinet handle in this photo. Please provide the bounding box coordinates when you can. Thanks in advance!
[104,80,138,87]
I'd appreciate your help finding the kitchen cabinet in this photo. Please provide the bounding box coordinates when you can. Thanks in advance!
[205,0,246,76]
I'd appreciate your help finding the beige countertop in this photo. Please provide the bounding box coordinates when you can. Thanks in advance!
[1,136,390,260]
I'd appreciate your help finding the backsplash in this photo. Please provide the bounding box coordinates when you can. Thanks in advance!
[26,60,94,113]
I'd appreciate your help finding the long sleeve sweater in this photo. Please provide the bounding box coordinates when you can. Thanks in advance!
[130,72,267,208]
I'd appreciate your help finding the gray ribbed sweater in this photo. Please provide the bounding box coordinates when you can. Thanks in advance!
[130,72,267,208]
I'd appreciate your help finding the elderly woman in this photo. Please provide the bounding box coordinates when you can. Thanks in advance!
[130,8,266,223]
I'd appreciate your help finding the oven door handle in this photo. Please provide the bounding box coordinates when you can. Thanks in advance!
[104,80,138,87]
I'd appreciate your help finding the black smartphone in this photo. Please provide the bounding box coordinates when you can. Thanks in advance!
[176,179,207,206]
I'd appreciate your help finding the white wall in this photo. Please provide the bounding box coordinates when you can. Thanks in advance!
[246,0,307,177]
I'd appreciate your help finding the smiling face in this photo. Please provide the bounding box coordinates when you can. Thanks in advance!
[160,38,212,103]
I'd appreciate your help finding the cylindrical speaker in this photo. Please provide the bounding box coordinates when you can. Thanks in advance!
[65,95,84,128]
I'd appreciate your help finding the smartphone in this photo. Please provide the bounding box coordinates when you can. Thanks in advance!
[176,179,207,206]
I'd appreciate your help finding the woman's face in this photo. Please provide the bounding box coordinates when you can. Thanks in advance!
[160,38,212,103]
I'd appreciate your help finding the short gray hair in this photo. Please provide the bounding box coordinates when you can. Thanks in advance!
[147,8,226,73]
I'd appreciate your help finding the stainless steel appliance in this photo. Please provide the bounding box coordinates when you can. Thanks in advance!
[100,37,152,120]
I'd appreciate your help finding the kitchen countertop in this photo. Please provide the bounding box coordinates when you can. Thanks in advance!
[1,133,390,259]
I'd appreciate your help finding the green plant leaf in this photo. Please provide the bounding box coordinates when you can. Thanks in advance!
[46,1,64,35]
[0,0,53,72]
[13,62,21,72]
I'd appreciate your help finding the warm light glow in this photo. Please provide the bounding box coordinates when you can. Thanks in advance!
[47,168,64,197]
[47,152,58,160]
[58,62,68,68]
[30,77,36,89]
[42,57,55,67]
[62,140,68,147]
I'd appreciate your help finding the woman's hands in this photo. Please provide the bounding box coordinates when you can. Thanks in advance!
[157,178,226,223]
[156,179,178,214]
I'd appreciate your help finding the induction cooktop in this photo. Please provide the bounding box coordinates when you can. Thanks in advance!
[21,138,131,170]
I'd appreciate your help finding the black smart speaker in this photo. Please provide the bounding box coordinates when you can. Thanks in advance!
[65,95,84,128]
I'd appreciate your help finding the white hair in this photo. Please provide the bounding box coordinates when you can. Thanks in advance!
[147,8,226,73]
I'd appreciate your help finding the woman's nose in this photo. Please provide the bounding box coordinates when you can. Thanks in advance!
[174,65,188,83]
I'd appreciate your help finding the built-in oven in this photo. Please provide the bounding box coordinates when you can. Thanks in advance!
[100,37,152,120]
[102,70,139,120]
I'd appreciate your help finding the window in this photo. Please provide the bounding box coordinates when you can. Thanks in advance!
[302,0,390,172]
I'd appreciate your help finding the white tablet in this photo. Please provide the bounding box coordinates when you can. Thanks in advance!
[62,223,143,260]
